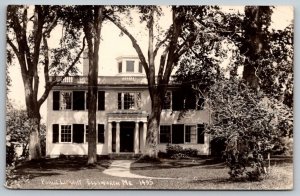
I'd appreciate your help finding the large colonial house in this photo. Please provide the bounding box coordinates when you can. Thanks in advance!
[46,55,211,157]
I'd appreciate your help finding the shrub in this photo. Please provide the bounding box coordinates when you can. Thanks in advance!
[166,144,199,159]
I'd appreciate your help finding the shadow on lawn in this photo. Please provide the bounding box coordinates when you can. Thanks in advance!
[131,157,226,171]
[15,157,111,180]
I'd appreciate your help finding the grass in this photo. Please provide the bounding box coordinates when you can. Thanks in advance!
[130,157,293,190]
[6,156,293,190]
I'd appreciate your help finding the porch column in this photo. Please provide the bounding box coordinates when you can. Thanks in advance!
[107,122,112,153]
[134,122,139,154]
[116,122,120,153]
[143,122,147,152]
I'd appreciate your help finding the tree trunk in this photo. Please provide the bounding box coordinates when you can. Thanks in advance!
[24,80,42,160]
[28,117,41,160]
[144,90,163,158]
[86,6,104,165]
[86,40,98,165]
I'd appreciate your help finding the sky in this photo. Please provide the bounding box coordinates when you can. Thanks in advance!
[7,6,294,122]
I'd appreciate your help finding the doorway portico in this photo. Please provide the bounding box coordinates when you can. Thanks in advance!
[107,112,148,154]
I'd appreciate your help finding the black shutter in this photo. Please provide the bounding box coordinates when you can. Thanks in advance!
[98,91,105,111]
[53,91,60,110]
[52,124,59,143]
[118,93,122,109]
[172,91,184,111]
[73,124,84,143]
[98,124,105,143]
[197,124,205,144]
[73,91,85,110]
[185,91,196,109]
[172,124,184,144]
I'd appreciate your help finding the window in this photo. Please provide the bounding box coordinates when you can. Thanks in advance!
[172,89,203,111]
[138,62,143,73]
[73,91,85,110]
[162,91,171,109]
[124,93,135,109]
[52,124,59,143]
[118,62,122,73]
[118,92,141,110]
[197,124,205,144]
[98,124,105,143]
[61,125,72,143]
[172,124,184,144]
[185,125,197,143]
[159,124,201,145]
[60,92,72,110]
[172,90,184,111]
[98,91,105,110]
[126,60,134,72]
[159,125,171,143]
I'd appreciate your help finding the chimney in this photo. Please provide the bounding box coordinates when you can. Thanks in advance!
[83,49,89,76]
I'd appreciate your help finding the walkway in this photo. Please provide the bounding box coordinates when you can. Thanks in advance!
[102,160,172,179]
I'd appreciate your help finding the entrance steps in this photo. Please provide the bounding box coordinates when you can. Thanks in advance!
[109,153,142,160]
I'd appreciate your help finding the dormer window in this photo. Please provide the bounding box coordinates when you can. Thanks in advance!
[118,62,122,73]
[139,62,143,73]
[126,60,134,72]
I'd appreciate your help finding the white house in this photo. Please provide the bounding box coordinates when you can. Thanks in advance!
[46,55,211,157]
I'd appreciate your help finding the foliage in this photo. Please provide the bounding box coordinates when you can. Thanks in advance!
[165,144,199,159]
[7,5,85,160]
[206,77,293,181]
[6,105,46,164]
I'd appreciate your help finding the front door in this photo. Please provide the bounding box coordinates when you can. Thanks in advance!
[120,122,134,152]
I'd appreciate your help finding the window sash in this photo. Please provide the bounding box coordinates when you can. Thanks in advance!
[118,92,141,110]
[60,92,72,110]
[61,125,72,143]
[126,60,134,72]
[162,91,171,109]
[159,125,171,143]
[185,125,197,144]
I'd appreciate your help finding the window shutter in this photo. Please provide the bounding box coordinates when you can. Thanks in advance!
[171,124,184,144]
[118,93,122,109]
[197,124,205,144]
[172,91,184,111]
[53,91,60,110]
[98,91,105,110]
[185,91,196,109]
[73,91,85,110]
[73,124,84,143]
[52,124,59,143]
[98,124,105,143]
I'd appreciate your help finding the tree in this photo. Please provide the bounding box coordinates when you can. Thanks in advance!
[206,77,293,181]
[82,6,105,165]
[7,5,85,160]
[107,6,207,157]
[240,6,273,90]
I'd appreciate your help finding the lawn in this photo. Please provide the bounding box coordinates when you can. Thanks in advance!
[6,156,293,190]
[130,157,293,190]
